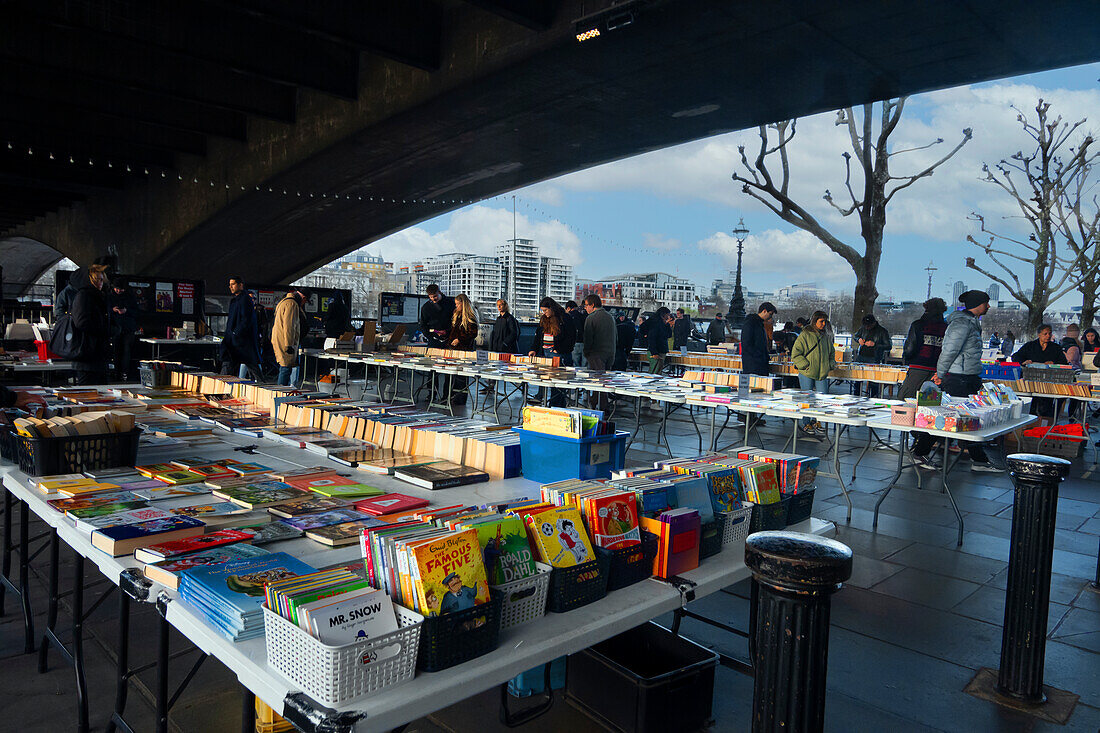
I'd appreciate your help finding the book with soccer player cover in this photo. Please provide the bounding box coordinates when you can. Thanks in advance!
[212,482,310,509]
[134,528,255,563]
[267,495,349,518]
[585,491,642,550]
[278,507,372,532]
[353,493,429,516]
[524,506,596,568]
[236,521,303,545]
[407,528,491,617]
[91,515,206,556]
[143,543,271,590]
[393,461,489,491]
[305,518,387,547]
[457,515,537,585]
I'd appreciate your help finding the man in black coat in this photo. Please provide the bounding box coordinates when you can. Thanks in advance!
[70,266,112,384]
[707,313,726,345]
[107,279,140,381]
[741,302,776,376]
[419,284,455,348]
[488,299,520,353]
[221,275,261,380]
[324,294,352,338]
[673,308,693,350]
[614,314,637,370]
[565,301,588,367]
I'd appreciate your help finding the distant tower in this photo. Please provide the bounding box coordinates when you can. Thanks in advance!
[924,261,937,300]
[988,283,1000,302]
[952,280,966,303]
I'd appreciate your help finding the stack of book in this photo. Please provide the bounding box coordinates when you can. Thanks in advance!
[265,567,399,644]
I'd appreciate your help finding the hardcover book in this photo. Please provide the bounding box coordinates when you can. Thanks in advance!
[407,528,491,617]
[91,515,206,556]
[352,493,429,516]
[143,543,271,590]
[393,461,489,491]
[134,528,255,563]
[304,518,387,547]
[267,496,349,518]
[236,521,303,545]
[307,482,386,499]
[277,508,372,532]
[525,506,595,568]
[212,483,311,509]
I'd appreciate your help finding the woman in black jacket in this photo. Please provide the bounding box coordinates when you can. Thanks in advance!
[529,297,575,406]
[637,307,672,373]
[70,264,112,384]
[489,298,519,353]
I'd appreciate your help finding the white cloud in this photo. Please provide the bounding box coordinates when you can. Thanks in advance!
[368,205,582,265]
[697,229,854,286]
[641,233,682,251]
[555,81,1100,245]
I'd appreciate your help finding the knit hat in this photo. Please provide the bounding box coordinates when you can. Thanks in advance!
[959,290,990,309]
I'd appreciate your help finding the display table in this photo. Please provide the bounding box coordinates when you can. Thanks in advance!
[140,337,221,362]
[0,424,833,733]
[863,415,1037,546]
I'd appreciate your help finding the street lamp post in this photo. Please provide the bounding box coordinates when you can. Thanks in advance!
[727,218,749,329]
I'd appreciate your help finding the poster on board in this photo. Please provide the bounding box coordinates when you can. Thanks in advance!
[176,282,195,316]
[155,282,174,312]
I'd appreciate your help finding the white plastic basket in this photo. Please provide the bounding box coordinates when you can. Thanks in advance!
[263,603,423,707]
[491,564,551,631]
[719,503,754,545]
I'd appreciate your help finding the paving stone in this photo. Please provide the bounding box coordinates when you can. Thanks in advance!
[1050,606,1100,654]
[952,584,1071,635]
[986,567,1092,606]
[847,555,905,589]
[870,567,982,611]
[884,543,1007,584]
[830,524,915,561]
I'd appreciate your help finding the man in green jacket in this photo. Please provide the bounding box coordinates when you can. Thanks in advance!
[790,310,835,433]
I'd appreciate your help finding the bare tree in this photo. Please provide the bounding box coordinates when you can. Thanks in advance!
[733,98,972,332]
[966,100,1096,334]
[1058,154,1100,327]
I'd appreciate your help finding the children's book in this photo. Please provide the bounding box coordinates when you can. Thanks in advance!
[236,521,303,545]
[586,492,642,550]
[525,506,596,568]
[212,483,311,509]
[305,518,387,547]
[353,493,429,516]
[153,469,205,485]
[143,543,270,590]
[91,515,206,556]
[297,586,399,645]
[48,490,141,513]
[459,515,537,585]
[307,483,386,499]
[277,508,372,532]
[131,483,212,501]
[134,528,255,563]
[267,496,350,518]
[406,528,490,617]
[170,502,252,520]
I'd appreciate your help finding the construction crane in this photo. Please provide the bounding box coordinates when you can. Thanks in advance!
[924,261,937,300]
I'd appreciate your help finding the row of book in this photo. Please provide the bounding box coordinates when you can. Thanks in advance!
[520,405,613,440]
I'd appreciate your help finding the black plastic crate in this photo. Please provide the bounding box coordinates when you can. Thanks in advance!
[784,489,816,526]
[0,427,18,463]
[750,499,788,532]
[416,594,502,673]
[546,554,610,613]
[697,519,722,560]
[597,531,659,592]
[14,429,143,477]
[566,622,718,733]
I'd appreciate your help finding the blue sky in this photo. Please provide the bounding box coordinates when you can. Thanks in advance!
[363,62,1100,307]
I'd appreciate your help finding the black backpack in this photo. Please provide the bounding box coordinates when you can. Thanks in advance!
[48,313,87,361]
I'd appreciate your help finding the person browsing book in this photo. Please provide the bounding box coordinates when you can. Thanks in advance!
[529,297,576,406]
[447,293,479,406]
[672,308,692,350]
[707,312,726,345]
[488,298,519,353]
[1082,328,1100,354]
[741,302,776,377]
[565,300,587,367]
[271,290,305,386]
[899,298,947,400]
[1013,324,1067,419]
[614,313,637,371]
[582,294,617,410]
[221,275,262,381]
[70,264,112,385]
[419,283,455,347]
[791,311,835,433]
[637,307,673,373]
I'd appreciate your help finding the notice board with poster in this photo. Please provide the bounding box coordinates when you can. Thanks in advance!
[55,271,206,332]
[378,292,429,334]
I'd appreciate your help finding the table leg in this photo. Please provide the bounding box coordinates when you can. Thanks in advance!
[940,440,965,547]
[851,428,874,482]
[241,686,256,733]
[106,588,131,733]
[832,424,853,522]
[19,500,34,654]
[873,432,907,529]
[38,531,59,671]
[1,485,10,616]
[709,407,716,452]
[627,396,643,452]
[658,402,673,458]
[157,612,170,733]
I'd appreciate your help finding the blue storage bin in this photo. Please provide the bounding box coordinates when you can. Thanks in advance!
[513,428,628,483]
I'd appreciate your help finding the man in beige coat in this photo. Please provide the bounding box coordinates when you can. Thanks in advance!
[271,291,304,386]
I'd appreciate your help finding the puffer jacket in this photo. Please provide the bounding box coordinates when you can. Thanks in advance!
[937,310,983,377]
[791,328,835,380]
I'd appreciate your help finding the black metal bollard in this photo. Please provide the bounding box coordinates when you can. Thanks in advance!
[745,531,852,733]
[996,453,1071,704]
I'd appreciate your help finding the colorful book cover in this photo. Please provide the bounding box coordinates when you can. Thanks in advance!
[170,502,251,519]
[74,506,173,530]
[227,462,273,475]
[49,490,141,513]
[703,467,743,512]
[236,521,303,545]
[267,496,350,518]
[272,466,339,482]
[751,464,782,504]
[305,518,388,546]
[353,493,430,516]
[135,463,178,477]
[144,544,271,590]
[308,483,385,499]
[285,475,357,491]
[135,528,255,561]
[407,528,490,617]
[131,483,211,501]
[179,552,316,627]
[213,483,311,509]
[66,500,149,520]
[587,492,642,550]
[526,506,596,568]
[278,508,372,532]
[463,516,537,585]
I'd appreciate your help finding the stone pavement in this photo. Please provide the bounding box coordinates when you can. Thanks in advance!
[2,401,1097,732]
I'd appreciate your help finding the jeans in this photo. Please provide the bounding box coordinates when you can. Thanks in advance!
[586,354,610,411]
[277,365,299,386]
[797,375,829,425]
[571,344,585,368]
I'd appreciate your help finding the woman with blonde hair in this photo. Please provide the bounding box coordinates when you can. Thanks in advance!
[70,264,112,384]
[447,294,479,406]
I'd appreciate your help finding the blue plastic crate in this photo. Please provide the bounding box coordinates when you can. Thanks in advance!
[513,428,628,484]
